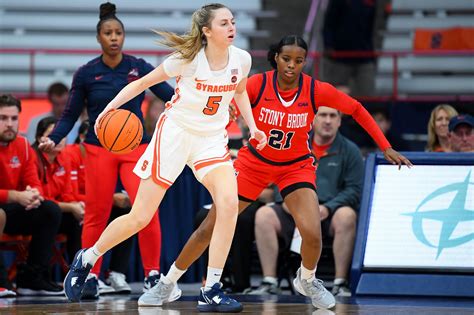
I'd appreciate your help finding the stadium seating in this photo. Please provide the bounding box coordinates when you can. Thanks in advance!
[0,0,267,93]
[377,0,474,95]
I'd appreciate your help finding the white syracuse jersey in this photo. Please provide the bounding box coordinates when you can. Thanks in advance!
[163,45,251,136]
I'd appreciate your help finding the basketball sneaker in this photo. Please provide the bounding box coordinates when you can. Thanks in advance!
[0,287,16,297]
[16,264,63,296]
[81,275,99,300]
[332,280,351,297]
[293,268,336,309]
[63,249,92,302]
[245,281,281,295]
[98,278,115,295]
[138,275,182,306]
[197,282,243,313]
[143,270,160,292]
[105,271,131,294]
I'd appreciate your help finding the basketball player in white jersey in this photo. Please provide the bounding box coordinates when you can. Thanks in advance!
[61,4,266,313]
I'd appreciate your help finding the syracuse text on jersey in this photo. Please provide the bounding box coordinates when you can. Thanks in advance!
[258,107,309,129]
[196,82,238,93]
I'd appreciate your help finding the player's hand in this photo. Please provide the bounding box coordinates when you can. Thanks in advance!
[250,129,267,150]
[383,148,413,170]
[26,185,44,202]
[94,109,114,136]
[319,205,330,221]
[11,190,40,210]
[228,102,238,121]
[38,136,56,153]
[113,192,131,209]
[70,202,85,223]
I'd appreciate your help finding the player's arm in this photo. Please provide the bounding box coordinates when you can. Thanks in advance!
[315,81,412,169]
[234,78,266,150]
[94,64,171,135]
[105,64,170,113]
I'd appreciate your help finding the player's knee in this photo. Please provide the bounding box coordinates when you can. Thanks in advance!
[332,207,357,233]
[255,206,276,229]
[130,213,152,231]
[214,194,238,218]
[301,226,322,249]
[39,200,62,226]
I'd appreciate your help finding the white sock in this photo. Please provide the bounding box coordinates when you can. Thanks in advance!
[164,262,187,284]
[87,273,98,280]
[81,245,103,268]
[262,276,278,285]
[205,267,223,290]
[334,278,346,285]
[300,263,316,282]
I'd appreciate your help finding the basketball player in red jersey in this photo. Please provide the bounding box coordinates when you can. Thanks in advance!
[147,35,413,310]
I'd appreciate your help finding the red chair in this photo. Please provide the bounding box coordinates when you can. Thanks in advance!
[0,234,69,281]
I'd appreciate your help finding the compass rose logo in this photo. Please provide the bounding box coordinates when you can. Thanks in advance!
[402,171,474,259]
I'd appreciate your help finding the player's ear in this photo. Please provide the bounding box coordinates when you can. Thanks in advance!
[274,53,278,63]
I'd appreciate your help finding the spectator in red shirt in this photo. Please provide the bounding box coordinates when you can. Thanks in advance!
[0,94,63,295]
[31,117,83,263]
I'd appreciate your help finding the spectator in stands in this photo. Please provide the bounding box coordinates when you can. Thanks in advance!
[321,0,376,96]
[426,104,458,152]
[144,97,166,137]
[448,114,474,153]
[32,117,83,265]
[26,82,78,144]
[0,94,63,295]
[360,107,408,156]
[39,2,174,299]
[249,107,363,296]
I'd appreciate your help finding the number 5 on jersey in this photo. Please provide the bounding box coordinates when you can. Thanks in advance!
[203,96,222,116]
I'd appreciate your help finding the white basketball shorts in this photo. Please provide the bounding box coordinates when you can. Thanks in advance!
[133,114,232,188]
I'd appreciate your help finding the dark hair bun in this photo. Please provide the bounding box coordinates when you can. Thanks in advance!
[99,2,116,20]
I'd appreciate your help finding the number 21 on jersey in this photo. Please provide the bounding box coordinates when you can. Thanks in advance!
[268,129,294,150]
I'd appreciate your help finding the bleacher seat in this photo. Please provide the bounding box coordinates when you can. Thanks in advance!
[378,0,474,95]
[0,0,266,93]
[0,0,263,14]
[391,0,474,13]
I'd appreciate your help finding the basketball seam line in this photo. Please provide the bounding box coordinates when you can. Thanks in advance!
[109,112,131,152]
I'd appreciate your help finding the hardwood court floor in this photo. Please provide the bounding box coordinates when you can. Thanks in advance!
[1,294,473,315]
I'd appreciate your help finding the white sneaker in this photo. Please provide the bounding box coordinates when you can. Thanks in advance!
[106,271,131,294]
[0,287,16,297]
[293,268,336,309]
[138,275,182,306]
[98,279,115,295]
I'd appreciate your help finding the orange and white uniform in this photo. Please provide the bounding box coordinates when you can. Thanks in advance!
[134,46,251,187]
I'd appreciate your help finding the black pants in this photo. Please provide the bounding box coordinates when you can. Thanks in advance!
[195,201,263,292]
[1,200,62,268]
[107,205,134,274]
[58,213,82,264]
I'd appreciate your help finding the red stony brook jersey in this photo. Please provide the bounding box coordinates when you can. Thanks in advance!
[247,70,317,164]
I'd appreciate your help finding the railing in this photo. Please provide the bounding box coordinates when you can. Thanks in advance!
[1,48,474,102]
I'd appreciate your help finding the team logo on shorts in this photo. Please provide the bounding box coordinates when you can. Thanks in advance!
[231,75,237,83]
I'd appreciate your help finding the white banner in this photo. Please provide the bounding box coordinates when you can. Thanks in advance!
[364,165,474,269]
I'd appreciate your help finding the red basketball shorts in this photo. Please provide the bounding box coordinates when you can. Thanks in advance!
[234,146,316,201]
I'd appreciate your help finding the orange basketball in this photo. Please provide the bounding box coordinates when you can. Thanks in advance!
[97,109,143,154]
